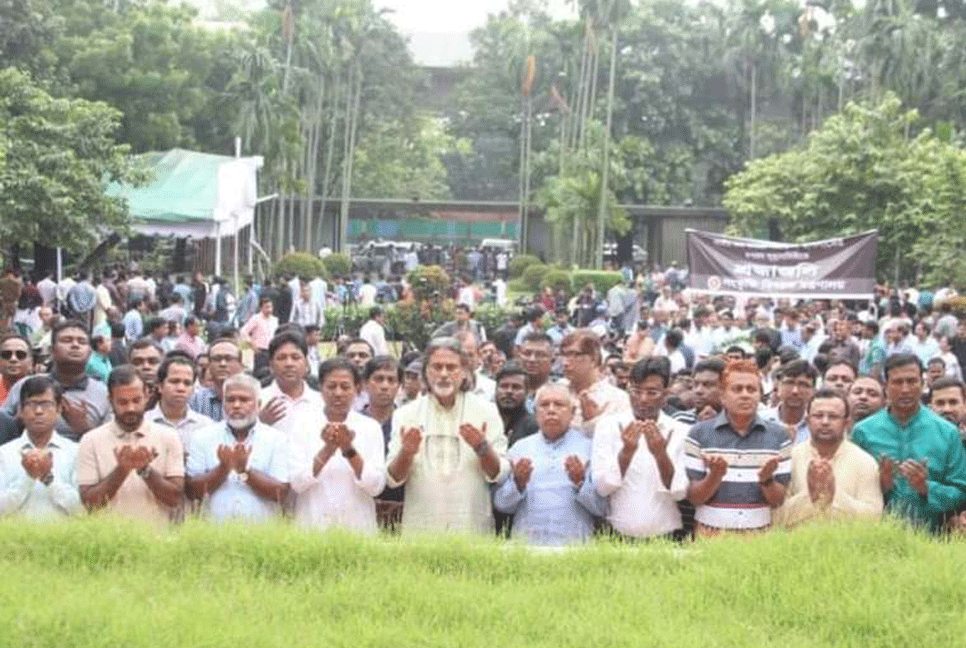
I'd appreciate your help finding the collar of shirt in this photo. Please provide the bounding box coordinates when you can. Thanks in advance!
[17,431,68,451]
[885,405,926,430]
[111,420,149,441]
[263,381,319,406]
[713,411,767,435]
[145,405,205,428]
[49,371,89,392]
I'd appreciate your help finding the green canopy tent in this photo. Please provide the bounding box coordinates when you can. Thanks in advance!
[107,148,267,282]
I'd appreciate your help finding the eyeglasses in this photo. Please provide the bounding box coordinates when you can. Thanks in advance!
[22,400,56,411]
[210,354,238,364]
[0,350,28,361]
[560,350,590,360]
[780,379,814,390]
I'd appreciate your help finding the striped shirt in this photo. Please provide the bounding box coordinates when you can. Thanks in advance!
[684,413,792,530]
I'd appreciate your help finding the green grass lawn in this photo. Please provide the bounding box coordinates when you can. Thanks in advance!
[1,519,964,647]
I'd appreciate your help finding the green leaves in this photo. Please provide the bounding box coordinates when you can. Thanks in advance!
[0,66,143,252]
[724,93,966,284]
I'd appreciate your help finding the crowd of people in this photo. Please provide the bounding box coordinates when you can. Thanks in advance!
[0,258,965,544]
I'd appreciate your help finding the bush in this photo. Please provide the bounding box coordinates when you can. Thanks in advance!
[572,270,623,295]
[541,270,573,297]
[522,263,552,292]
[321,253,352,279]
[407,265,451,302]
[508,254,541,279]
[273,253,328,281]
[507,278,528,294]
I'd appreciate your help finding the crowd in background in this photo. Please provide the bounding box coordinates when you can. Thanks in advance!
[0,256,965,543]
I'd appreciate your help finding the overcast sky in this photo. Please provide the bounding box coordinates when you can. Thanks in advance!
[375,0,575,33]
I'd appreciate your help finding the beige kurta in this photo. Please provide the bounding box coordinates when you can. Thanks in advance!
[387,392,508,536]
[776,439,883,527]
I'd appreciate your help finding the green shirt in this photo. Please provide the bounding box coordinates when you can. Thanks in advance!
[853,406,966,530]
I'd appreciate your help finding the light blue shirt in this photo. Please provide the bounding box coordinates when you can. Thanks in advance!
[494,428,607,545]
[0,432,83,520]
[123,309,143,342]
[186,422,291,523]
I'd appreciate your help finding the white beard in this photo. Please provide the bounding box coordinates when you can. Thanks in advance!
[227,413,257,430]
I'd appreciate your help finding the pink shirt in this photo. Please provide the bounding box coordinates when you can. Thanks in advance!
[240,313,278,351]
[175,332,207,360]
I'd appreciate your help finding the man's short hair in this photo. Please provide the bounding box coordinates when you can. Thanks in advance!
[145,317,165,334]
[520,331,553,347]
[692,359,726,377]
[724,346,746,358]
[52,319,89,345]
[157,352,198,384]
[455,303,471,314]
[495,361,527,384]
[364,355,402,382]
[19,375,62,409]
[928,377,966,402]
[268,331,308,359]
[320,357,360,385]
[128,338,163,360]
[208,338,242,360]
[223,373,261,400]
[560,329,602,366]
[807,387,850,417]
[721,360,761,387]
[883,353,923,381]
[824,359,857,379]
[369,306,383,320]
[927,357,946,369]
[664,329,684,350]
[0,332,30,349]
[533,381,574,410]
[304,324,320,335]
[344,338,374,355]
[107,364,143,397]
[777,359,818,384]
[524,306,545,324]
[629,356,671,389]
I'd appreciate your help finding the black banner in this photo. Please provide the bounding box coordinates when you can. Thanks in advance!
[686,230,878,299]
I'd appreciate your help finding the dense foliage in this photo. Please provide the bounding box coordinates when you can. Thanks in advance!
[273,252,328,280]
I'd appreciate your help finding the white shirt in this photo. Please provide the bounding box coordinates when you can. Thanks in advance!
[260,381,325,451]
[186,422,291,523]
[359,319,389,356]
[387,393,509,535]
[309,278,328,313]
[0,432,83,520]
[472,370,495,402]
[493,278,507,307]
[37,278,57,307]
[359,283,377,307]
[56,277,75,302]
[145,405,215,453]
[567,377,633,437]
[458,286,476,309]
[593,412,689,538]
[290,410,386,534]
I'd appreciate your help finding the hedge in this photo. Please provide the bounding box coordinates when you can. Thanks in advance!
[407,265,451,302]
[541,269,573,297]
[522,263,552,292]
[321,253,352,279]
[572,270,624,294]
[508,254,542,279]
[273,253,328,281]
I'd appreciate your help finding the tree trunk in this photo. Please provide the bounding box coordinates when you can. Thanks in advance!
[339,64,362,253]
[749,62,757,159]
[318,72,341,250]
[596,29,618,270]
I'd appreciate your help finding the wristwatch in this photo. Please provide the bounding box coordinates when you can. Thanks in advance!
[474,440,490,457]
[239,470,250,483]
[137,465,152,480]
[40,473,54,487]
[341,446,358,460]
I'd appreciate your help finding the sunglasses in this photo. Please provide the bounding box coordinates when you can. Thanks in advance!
[0,350,28,361]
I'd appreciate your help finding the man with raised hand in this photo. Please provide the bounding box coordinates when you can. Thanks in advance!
[386,337,508,535]
[685,360,792,536]
[777,388,882,527]
[186,374,290,523]
[77,366,184,524]
[559,329,631,438]
[0,376,83,520]
[853,353,966,531]
[494,382,606,545]
[593,357,689,540]
[4,320,110,441]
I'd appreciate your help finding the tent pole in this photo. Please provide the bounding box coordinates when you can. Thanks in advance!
[233,215,240,297]
[214,225,222,279]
